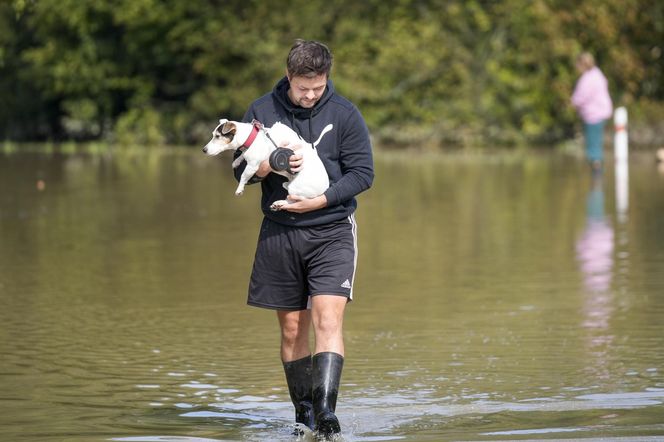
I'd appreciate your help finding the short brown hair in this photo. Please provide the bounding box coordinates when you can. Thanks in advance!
[287,39,333,78]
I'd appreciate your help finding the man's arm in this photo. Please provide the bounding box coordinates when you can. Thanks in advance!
[281,107,373,214]
[280,194,328,213]
[323,106,374,207]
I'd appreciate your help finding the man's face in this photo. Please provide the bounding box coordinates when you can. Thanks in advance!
[287,73,327,108]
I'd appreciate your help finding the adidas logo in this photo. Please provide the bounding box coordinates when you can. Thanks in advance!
[340,279,352,289]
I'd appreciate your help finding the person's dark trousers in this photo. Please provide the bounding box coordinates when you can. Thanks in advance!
[312,352,344,437]
[283,355,314,430]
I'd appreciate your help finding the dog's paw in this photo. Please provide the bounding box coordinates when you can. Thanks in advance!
[270,200,288,211]
[235,190,244,196]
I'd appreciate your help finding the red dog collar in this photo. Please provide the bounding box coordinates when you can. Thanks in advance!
[241,120,263,149]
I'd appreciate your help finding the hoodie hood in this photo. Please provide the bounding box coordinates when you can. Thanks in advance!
[273,76,335,119]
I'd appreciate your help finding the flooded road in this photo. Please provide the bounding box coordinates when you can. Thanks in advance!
[1,148,663,441]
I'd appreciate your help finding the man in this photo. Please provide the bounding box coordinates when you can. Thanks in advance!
[233,39,374,437]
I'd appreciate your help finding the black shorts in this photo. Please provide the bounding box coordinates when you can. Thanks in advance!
[247,215,358,310]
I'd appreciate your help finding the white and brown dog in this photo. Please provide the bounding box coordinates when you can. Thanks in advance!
[203,119,331,211]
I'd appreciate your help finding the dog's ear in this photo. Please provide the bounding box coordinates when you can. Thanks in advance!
[221,121,235,136]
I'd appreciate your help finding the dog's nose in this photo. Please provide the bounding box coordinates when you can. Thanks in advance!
[202,147,207,153]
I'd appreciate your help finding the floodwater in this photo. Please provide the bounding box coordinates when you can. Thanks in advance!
[1,147,663,441]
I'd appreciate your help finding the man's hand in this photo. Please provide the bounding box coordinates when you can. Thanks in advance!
[254,142,303,178]
[280,194,328,213]
[284,142,304,173]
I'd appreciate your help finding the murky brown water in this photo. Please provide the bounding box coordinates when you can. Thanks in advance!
[1,148,663,441]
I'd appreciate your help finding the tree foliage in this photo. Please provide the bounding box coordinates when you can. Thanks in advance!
[1,0,662,147]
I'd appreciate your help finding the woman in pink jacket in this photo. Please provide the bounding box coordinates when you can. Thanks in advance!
[571,52,613,170]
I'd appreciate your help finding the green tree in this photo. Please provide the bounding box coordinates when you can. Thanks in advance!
[1,0,662,147]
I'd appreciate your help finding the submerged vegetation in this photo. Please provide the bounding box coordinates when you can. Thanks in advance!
[1,0,662,148]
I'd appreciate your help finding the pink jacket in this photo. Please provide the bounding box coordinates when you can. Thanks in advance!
[571,67,613,124]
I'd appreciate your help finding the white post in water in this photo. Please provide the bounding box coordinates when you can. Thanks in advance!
[614,107,628,161]
[614,107,629,223]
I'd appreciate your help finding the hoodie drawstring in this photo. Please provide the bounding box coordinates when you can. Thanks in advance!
[308,110,315,149]
[289,110,316,150]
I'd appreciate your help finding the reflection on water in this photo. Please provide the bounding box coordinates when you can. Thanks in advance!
[575,172,616,384]
[1,150,664,441]
[576,173,614,321]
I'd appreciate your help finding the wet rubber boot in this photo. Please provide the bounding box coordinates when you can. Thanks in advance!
[312,352,344,439]
[283,355,314,431]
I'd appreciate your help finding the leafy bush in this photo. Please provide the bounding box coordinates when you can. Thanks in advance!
[1,0,662,148]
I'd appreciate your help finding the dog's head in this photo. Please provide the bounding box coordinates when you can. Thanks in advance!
[202,119,246,155]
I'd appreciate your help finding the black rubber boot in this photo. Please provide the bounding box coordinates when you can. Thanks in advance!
[283,355,314,430]
[312,352,344,439]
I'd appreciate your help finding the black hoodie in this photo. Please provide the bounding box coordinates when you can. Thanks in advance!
[234,76,374,227]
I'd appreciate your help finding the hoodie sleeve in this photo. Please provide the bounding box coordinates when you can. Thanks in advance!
[323,106,374,207]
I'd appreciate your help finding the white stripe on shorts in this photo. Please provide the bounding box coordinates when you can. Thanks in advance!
[348,213,358,301]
